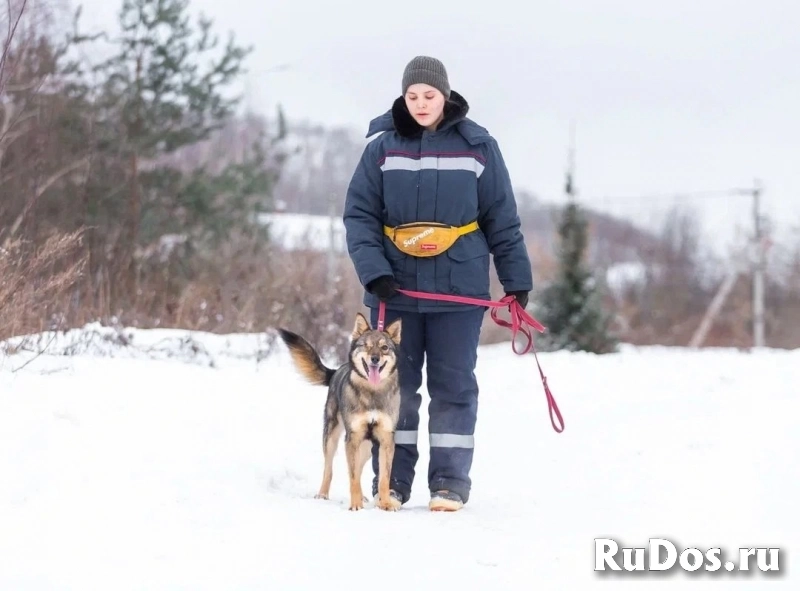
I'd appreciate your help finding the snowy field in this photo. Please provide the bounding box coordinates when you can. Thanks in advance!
[1,324,797,589]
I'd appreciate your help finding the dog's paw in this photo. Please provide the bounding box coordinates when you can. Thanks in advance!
[348,502,364,511]
[314,493,329,500]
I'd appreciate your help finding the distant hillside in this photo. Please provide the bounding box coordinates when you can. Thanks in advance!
[263,118,800,349]
[271,121,662,281]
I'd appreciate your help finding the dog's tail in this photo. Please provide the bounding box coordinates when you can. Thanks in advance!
[277,328,336,387]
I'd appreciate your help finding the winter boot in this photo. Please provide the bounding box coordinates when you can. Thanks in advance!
[373,489,403,511]
[429,490,464,512]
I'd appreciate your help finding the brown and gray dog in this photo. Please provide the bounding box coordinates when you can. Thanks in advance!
[278,313,402,511]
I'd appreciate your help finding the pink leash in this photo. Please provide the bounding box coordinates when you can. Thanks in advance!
[376,288,565,433]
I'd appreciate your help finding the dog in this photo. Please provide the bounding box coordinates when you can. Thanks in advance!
[277,313,402,512]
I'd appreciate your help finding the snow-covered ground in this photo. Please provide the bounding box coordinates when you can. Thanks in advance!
[258,211,347,253]
[1,325,797,589]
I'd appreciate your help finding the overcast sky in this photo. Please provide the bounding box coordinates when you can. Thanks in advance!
[76,0,800,258]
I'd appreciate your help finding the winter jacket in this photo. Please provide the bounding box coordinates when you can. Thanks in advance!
[343,90,533,313]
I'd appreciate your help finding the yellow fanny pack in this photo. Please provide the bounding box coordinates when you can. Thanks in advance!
[383,220,479,257]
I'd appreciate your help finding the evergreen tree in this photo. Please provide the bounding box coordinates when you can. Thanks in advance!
[534,154,618,354]
[91,0,273,287]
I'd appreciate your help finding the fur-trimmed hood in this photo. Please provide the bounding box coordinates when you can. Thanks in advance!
[365,90,492,146]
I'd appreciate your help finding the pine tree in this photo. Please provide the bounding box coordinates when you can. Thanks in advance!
[92,0,264,286]
[534,130,618,354]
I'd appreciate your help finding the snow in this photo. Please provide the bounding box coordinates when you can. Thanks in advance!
[1,325,798,589]
[258,212,346,253]
[605,260,649,294]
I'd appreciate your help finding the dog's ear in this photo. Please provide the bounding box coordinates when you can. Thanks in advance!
[384,318,402,345]
[352,313,371,339]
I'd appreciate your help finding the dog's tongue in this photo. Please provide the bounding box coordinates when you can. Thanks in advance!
[368,364,381,384]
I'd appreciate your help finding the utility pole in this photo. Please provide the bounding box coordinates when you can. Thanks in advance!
[565,120,576,201]
[689,180,767,349]
[751,179,765,348]
[689,263,742,348]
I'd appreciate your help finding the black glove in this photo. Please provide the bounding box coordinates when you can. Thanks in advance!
[505,290,529,308]
[367,275,399,301]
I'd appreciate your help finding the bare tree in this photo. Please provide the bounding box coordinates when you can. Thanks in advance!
[0,0,27,96]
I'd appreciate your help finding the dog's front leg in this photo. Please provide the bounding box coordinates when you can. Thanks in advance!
[375,428,399,511]
[345,433,365,511]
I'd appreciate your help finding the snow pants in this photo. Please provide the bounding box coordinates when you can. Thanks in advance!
[369,305,485,504]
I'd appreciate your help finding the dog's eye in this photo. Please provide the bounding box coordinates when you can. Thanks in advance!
[381,345,389,351]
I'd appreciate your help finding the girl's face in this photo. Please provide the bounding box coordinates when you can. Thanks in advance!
[404,83,446,129]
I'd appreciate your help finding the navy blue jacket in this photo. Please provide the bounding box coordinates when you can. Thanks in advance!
[343,90,533,313]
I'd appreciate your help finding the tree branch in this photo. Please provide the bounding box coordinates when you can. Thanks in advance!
[0,0,28,96]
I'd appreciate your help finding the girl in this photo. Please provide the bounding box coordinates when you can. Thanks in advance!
[343,55,533,511]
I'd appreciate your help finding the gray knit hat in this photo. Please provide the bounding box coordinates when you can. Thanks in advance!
[401,56,451,98]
